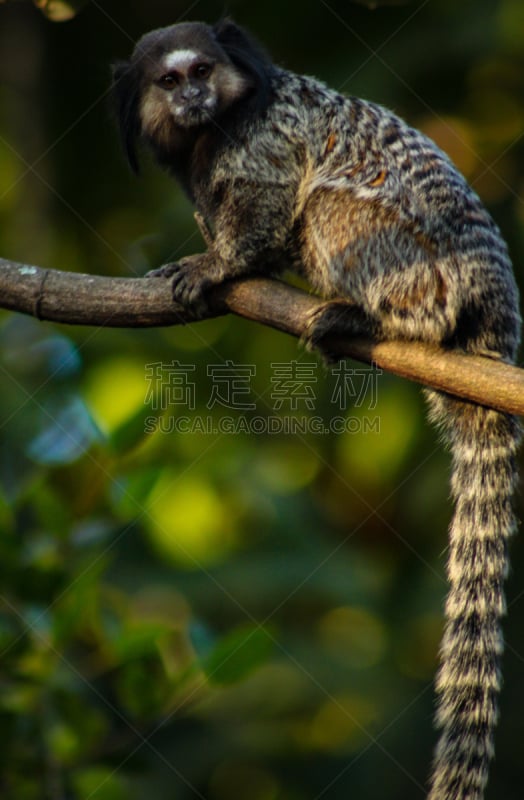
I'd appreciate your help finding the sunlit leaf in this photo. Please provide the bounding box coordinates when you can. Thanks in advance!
[35,0,87,21]
[83,358,151,434]
[146,473,232,567]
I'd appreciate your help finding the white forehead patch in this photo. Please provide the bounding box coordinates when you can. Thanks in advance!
[163,49,199,70]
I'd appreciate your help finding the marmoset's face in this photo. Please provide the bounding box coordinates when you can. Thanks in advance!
[134,24,253,135]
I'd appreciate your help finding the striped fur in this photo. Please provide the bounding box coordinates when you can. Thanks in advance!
[425,396,521,800]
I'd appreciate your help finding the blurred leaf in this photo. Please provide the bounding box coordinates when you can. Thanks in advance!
[317,606,388,669]
[52,556,108,642]
[83,358,151,434]
[112,622,168,661]
[210,762,280,800]
[189,619,216,660]
[0,486,14,531]
[0,683,40,714]
[116,657,171,718]
[308,693,380,752]
[202,624,275,686]
[49,697,110,759]
[109,400,159,455]
[254,443,319,493]
[72,767,130,800]
[47,722,80,761]
[1,320,80,378]
[26,396,104,466]
[35,0,87,20]
[29,483,71,538]
[146,473,232,567]
[497,0,524,50]
[22,533,62,571]
[337,381,421,487]
[70,517,115,548]
[110,467,160,519]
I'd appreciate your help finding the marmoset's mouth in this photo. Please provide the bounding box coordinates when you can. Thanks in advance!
[173,105,211,127]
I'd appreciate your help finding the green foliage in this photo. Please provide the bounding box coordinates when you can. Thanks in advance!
[200,624,275,686]
[0,1,523,798]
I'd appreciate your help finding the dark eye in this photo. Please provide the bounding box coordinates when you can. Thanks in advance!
[158,73,178,90]
[194,63,212,79]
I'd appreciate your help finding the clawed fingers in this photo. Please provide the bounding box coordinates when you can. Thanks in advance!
[147,254,217,313]
[146,263,179,279]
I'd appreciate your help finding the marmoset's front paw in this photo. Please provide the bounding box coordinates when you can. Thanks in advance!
[149,253,220,313]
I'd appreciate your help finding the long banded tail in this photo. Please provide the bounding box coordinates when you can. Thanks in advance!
[426,394,521,800]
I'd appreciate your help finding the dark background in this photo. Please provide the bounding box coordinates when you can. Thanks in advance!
[0,1,523,798]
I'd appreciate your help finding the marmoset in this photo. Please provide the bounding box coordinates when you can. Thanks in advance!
[112,20,521,800]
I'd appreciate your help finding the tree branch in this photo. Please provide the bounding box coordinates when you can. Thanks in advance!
[1,255,523,416]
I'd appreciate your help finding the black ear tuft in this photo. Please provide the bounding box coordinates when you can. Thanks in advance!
[213,18,273,108]
[111,60,141,174]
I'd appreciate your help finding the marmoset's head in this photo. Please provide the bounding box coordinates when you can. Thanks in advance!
[112,19,272,171]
